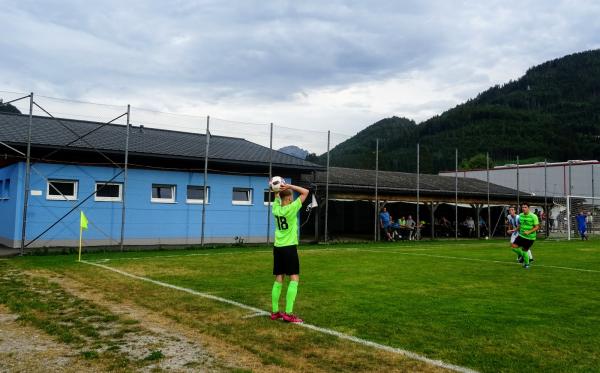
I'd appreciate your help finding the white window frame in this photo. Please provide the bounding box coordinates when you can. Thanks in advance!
[232,187,253,206]
[95,182,123,202]
[47,179,78,201]
[263,189,274,206]
[186,185,210,204]
[151,184,176,203]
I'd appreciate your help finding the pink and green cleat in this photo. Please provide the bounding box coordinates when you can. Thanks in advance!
[270,311,283,320]
[282,313,303,323]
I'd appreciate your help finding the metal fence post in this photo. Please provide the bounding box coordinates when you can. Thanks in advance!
[201,116,210,247]
[455,148,458,240]
[374,138,379,241]
[266,123,273,245]
[487,152,491,238]
[544,159,549,238]
[20,92,34,255]
[516,155,520,210]
[324,131,330,243]
[119,104,130,251]
[416,143,420,239]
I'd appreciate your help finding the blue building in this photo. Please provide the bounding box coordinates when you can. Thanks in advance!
[0,112,318,248]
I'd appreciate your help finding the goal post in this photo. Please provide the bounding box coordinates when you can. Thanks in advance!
[550,195,598,240]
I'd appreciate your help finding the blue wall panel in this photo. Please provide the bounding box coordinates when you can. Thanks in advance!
[2,162,282,246]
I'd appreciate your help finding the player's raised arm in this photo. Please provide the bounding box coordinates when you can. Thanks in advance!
[280,184,309,203]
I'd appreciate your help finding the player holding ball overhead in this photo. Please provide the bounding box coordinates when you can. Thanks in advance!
[268,176,309,323]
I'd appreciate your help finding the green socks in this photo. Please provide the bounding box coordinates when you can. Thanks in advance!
[512,248,530,265]
[272,280,299,314]
[271,281,282,313]
[285,280,299,314]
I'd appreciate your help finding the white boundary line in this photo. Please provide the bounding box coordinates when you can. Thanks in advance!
[87,246,600,274]
[82,260,478,373]
[350,249,600,274]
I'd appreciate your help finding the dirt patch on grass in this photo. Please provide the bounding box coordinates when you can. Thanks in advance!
[30,269,277,373]
[0,304,102,373]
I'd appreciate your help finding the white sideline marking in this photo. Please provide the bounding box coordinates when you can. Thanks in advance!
[82,260,478,373]
[351,249,600,273]
[242,312,267,319]
[86,246,600,273]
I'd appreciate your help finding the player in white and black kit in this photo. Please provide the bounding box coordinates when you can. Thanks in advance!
[507,206,533,263]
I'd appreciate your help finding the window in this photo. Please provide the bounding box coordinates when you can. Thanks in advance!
[263,189,275,205]
[151,184,176,203]
[187,185,209,204]
[232,187,252,205]
[47,180,78,200]
[95,182,122,202]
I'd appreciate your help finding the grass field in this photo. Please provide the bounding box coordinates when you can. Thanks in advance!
[2,239,600,372]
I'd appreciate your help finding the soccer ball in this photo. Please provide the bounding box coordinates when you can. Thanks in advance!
[269,176,286,192]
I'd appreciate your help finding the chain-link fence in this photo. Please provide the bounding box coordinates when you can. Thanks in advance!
[1,90,596,252]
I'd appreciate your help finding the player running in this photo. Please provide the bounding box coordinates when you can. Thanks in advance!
[270,182,309,323]
[511,202,540,269]
[507,206,533,263]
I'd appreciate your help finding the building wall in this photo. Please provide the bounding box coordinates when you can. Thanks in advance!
[0,163,23,247]
[1,162,282,248]
[440,162,599,199]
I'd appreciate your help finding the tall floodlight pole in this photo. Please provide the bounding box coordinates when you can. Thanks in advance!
[266,123,273,245]
[455,148,458,240]
[374,138,379,241]
[487,152,491,238]
[416,143,420,239]
[20,92,34,255]
[324,131,330,243]
[119,104,131,251]
[201,116,210,247]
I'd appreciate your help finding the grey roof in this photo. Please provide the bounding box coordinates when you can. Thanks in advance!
[0,113,318,169]
[303,167,527,197]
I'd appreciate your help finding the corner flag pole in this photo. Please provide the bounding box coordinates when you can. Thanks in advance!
[78,224,83,262]
[78,210,88,262]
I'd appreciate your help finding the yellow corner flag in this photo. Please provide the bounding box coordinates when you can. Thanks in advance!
[78,211,89,262]
[80,211,88,230]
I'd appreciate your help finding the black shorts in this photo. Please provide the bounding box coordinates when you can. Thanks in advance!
[273,245,300,275]
[514,235,535,251]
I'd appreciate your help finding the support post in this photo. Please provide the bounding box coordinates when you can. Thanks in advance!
[416,143,420,240]
[119,104,130,251]
[455,148,458,239]
[20,92,34,255]
[324,131,330,243]
[487,152,491,238]
[544,159,549,238]
[567,195,571,240]
[201,116,210,247]
[516,155,520,211]
[266,123,273,245]
[374,138,379,241]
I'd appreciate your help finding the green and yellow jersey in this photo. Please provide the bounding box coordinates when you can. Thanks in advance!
[518,212,539,240]
[272,196,302,247]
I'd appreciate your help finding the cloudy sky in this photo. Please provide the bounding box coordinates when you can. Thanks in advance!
[1,0,600,150]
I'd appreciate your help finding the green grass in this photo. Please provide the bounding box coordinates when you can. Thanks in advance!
[8,239,600,372]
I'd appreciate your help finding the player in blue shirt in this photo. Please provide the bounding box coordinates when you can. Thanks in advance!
[576,211,588,240]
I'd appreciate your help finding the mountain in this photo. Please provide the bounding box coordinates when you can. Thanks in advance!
[319,49,600,173]
[278,145,310,160]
